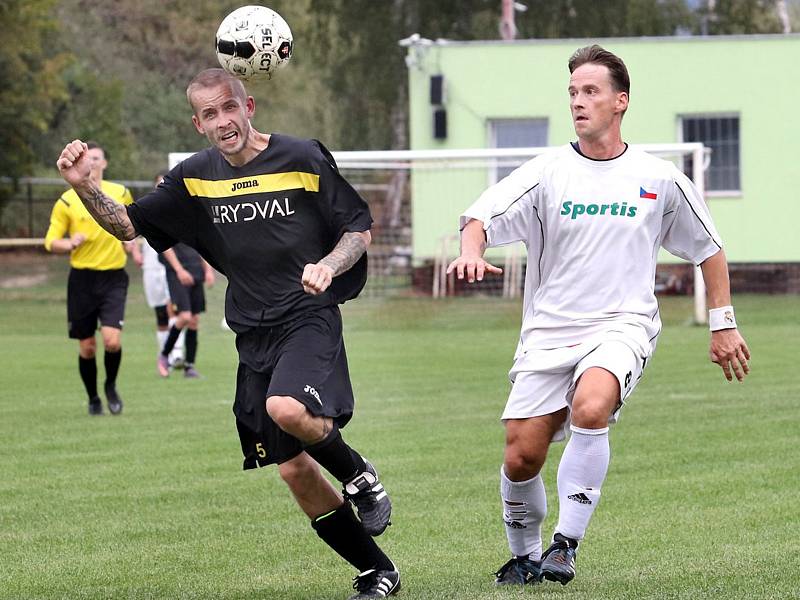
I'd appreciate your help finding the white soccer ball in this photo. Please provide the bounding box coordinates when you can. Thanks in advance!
[215,5,293,81]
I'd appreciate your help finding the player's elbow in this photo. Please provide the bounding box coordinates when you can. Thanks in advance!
[708,247,725,261]
[700,248,727,270]
[361,230,372,249]
[115,225,138,242]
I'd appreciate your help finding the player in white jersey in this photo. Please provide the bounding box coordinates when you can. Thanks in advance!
[138,172,184,369]
[447,45,750,587]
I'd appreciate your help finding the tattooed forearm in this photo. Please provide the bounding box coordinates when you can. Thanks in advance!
[77,185,137,240]
[319,231,368,276]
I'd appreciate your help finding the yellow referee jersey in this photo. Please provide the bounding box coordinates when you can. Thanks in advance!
[44,181,134,270]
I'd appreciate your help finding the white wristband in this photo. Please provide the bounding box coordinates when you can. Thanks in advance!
[709,306,736,331]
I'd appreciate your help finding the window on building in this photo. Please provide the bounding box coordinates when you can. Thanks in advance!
[680,115,740,194]
[489,118,548,182]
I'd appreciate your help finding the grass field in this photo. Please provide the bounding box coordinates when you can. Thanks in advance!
[1,252,798,600]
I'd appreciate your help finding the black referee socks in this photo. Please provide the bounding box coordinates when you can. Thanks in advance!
[104,348,122,386]
[78,355,98,399]
[304,426,367,483]
[311,502,393,572]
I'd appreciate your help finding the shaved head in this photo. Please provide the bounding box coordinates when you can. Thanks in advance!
[186,68,248,114]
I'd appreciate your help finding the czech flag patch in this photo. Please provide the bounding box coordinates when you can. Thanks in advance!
[639,187,658,200]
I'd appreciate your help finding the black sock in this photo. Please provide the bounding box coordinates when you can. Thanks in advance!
[311,503,393,572]
[104,349,122,387]
[161,325,182,356]
[78,356,98,399]
[184,328,198,365]
[304,427,367,483]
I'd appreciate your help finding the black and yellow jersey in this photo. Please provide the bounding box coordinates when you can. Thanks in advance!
[44,181,134,270]
[127,134,372,332]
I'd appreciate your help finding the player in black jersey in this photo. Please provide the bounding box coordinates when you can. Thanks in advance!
[156,242,215,379]
[56,68,399,600]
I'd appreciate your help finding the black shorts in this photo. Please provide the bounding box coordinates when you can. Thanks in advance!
[166,270,206,314]
[67,268,128,339]
[233,305,355,469]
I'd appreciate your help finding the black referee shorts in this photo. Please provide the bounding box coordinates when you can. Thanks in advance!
[67,268,128,340]
[165,270,206,314]
[233,305,355,469]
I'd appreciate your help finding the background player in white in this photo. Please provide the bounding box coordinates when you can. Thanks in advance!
[447,45,750,586]
[139,237,185,365]
[138,172,184,370]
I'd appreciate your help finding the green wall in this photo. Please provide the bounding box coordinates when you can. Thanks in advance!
[407,34,800,263]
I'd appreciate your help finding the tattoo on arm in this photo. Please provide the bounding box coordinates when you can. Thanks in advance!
[78,185,137,240]
[319,231,367,276]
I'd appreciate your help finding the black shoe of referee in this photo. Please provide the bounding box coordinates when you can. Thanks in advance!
[343,460,392,536]
[104,382,123,415]
[88,396,103,416]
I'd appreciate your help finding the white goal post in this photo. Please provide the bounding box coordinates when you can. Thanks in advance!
[169,142,709,322]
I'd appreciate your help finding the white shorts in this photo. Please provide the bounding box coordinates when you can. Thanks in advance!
[502,333,652,441]
[142,267,170,308]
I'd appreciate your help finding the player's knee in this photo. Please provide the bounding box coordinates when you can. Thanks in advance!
[570,399,611,429]
[266,395,307,433]
[79,338,96,358]
[504,448,544,480]
[104,339,122,353]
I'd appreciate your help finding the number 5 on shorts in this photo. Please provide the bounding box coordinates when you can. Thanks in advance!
[255,442,267,458]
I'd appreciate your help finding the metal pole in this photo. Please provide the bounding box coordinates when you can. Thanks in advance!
[693,145,707,324]
[27,181,33,237]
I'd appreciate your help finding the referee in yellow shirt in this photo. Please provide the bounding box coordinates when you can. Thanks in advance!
[44,142,140,416]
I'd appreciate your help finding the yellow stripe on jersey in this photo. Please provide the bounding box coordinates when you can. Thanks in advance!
[184,172,320,199]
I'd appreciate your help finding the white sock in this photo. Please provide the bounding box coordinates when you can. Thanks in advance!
[174,328,186,353]
[555,425,610,541]
[500,466,547,560]
[156,330,168,352]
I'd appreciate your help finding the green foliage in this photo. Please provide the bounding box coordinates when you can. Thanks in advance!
[0,0,71,180]
[514,0,694,38]
[699,0,784,34]
[307,0,507,150]
[30,62,138,180]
